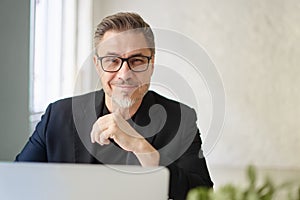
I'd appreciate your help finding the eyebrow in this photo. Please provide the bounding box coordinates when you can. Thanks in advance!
[105,52,148,58]
[105,52,120,56]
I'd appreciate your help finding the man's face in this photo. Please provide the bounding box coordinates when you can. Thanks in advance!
[94,30,154,109]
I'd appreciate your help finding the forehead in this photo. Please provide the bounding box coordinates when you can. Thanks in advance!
[97,30,150,56]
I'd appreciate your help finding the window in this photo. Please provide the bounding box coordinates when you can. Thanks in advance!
[30,0,93,131]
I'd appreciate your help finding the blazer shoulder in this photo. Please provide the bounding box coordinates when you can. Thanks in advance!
[149,90,195,113]
[50,90,103,111]
[44,90,103,122]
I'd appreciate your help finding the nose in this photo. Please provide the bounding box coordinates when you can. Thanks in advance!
[117,60,133,79]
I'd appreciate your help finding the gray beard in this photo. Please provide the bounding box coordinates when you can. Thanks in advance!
[112,96,135,109]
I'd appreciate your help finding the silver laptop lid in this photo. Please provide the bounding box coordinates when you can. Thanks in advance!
[0,162,169,200]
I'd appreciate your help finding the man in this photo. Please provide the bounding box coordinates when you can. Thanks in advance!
[16,12,213,199]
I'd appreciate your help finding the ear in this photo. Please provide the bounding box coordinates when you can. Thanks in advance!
[150,55,155,76]
[93,54,102,76]
[93,54,97,65]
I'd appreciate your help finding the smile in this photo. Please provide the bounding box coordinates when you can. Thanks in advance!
[114,84,139,92]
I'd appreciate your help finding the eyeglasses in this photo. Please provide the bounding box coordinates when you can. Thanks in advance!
[96,54,152,73]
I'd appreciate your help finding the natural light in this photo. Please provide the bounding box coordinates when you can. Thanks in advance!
[30,0,92,130]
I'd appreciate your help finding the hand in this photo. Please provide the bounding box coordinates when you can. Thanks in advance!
[90,113,160,166]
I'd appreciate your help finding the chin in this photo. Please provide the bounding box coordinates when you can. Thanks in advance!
[112,97,135,108]
[107,84,149,108]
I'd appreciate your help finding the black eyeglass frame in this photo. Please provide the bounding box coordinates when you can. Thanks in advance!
[96,53,152,73]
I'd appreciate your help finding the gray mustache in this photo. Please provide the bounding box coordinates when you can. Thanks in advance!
[110,80,139,86]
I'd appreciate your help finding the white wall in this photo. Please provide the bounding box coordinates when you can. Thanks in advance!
[92,0,300,169]
[0,0,30,160]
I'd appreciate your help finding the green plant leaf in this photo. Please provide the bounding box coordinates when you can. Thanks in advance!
[187,165,300,200]
[186,187,211,200]
[247,165,256,191]
[257,177,275,200]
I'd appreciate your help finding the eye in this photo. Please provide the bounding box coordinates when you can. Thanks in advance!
[111,58,119,63]
[103,57,120,64]
[129,57,147,66]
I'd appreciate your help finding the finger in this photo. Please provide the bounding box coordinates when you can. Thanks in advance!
[99,129,112,145]
[91,123,102,143]
[90,115,113,143]
[97,114,115,127]
[93,126,107,145]
[91,123,108,144]
[112,113,142,138]
[90,123,98,143]
[113,108,130,119]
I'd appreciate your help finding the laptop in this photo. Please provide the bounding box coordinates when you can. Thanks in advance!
[0,162,169,200]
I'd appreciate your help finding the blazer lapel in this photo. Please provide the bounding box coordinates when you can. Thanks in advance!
[72,90,104,163]
[131,91,168,146]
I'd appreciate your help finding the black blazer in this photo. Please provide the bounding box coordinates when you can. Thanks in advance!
[16,90,213,199]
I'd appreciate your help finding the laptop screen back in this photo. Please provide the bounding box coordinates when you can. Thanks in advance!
[0,162,169,200]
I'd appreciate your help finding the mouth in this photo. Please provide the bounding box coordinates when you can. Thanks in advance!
[113,84,139,93]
